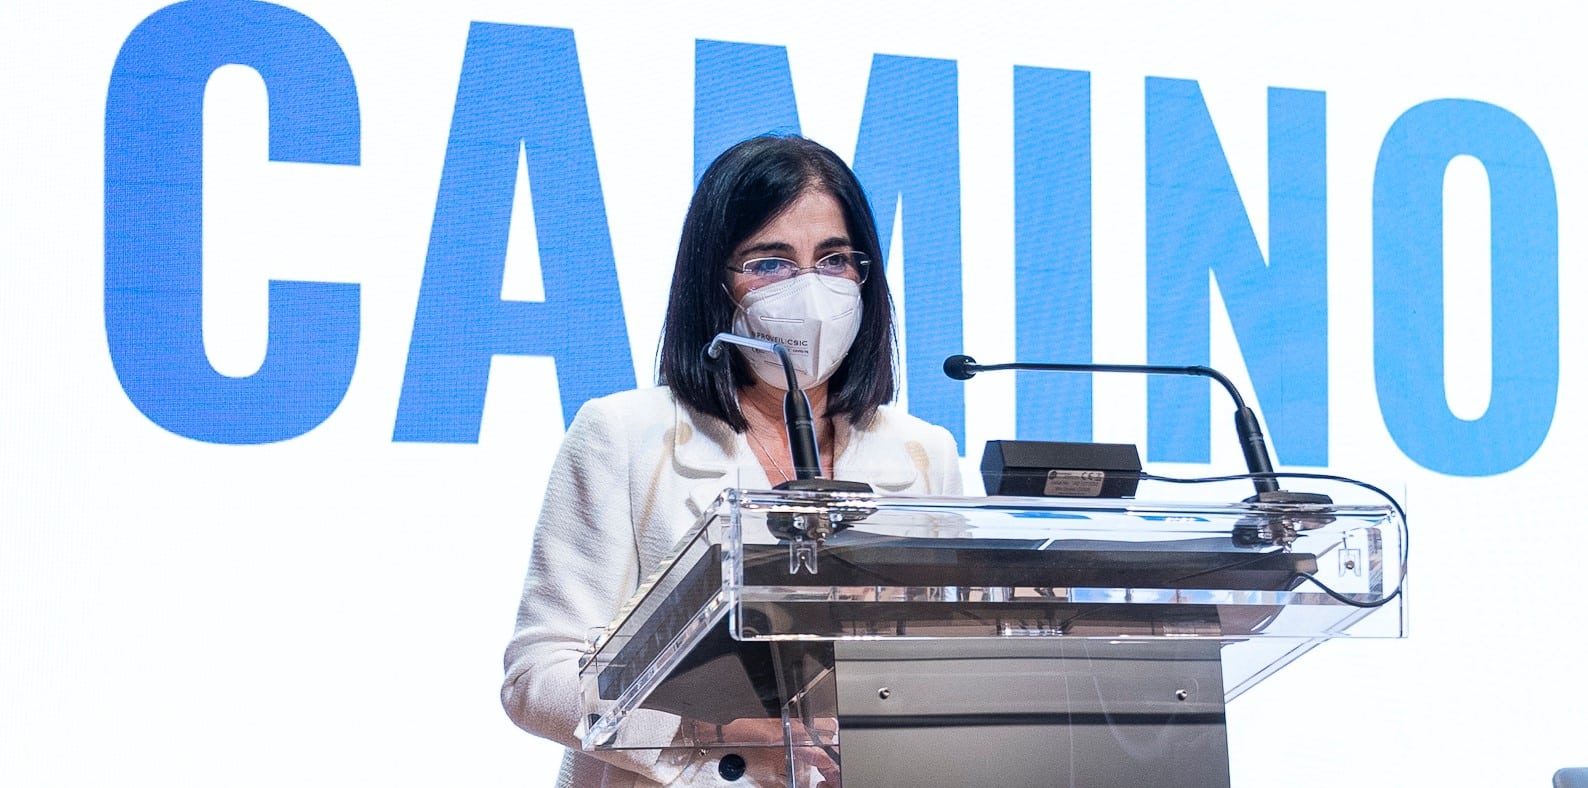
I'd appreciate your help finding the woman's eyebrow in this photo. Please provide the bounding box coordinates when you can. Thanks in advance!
[734,235,853,258]
[734,240,795,257]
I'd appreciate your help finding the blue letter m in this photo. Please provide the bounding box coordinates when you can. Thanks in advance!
[694,41,965,449]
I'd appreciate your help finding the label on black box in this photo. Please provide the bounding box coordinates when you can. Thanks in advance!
[1044,469,1106,497]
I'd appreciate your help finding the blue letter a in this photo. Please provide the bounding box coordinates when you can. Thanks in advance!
[395,24,634,442]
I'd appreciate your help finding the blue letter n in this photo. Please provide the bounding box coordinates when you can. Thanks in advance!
[1146,79,1327,466]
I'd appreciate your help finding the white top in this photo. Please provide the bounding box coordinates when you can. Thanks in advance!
[501,386,962,787]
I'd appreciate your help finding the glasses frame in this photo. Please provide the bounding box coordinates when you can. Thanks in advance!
[725,250,871,287]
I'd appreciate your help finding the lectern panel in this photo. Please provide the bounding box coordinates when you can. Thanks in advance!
[578,490,1404,755]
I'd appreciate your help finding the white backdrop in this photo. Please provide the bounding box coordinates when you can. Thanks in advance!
[3,1,1585,785]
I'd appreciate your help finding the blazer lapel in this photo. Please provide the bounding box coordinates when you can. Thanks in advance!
[833,414,918,492]
[670,399,767,517]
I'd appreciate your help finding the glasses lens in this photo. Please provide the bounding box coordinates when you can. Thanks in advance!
[740,258,797,281]
[817,252,869,284]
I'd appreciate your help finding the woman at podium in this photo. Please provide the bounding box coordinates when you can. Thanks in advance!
[501,135,962,786]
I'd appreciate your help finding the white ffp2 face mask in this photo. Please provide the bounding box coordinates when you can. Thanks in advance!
[731,275,863,391]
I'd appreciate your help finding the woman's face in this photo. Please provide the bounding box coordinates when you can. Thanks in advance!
[725,190,853,303]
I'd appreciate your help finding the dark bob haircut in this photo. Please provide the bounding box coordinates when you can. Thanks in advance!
[657,135,896,432]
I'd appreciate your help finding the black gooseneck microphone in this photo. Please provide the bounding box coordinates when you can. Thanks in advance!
[705,334,872,553]
[944,354,1284,498]
[705,332,822,479]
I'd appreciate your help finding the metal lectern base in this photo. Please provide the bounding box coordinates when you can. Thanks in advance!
[830,638,1231,788]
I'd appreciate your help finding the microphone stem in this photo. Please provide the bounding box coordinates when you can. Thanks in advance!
[704,332,831,482]
[771,343,822,480]
[963,358,1280,496]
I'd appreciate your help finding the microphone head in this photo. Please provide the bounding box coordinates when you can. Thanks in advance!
[943,354,978,380]
[701,339,731,371]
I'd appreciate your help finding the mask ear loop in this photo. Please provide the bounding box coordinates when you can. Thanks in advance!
[720,281,751,331]
[719,282,764,389]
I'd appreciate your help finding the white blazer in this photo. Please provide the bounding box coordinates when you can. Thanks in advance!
[502,386,962,787]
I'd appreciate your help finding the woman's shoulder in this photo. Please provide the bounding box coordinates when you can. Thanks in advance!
[854,405,962,470]
[569,386,678,427]
[551,388,687,478]
[867,404,956,445]
[590,385,676,408]
[845,405,963,495]
[571,384,741,447]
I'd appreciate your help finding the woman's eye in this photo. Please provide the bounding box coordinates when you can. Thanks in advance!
[745,258,794,276]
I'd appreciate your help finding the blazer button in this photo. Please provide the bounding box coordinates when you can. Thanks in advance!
[718,753,747,781]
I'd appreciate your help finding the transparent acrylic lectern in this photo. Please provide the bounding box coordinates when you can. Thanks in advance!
[577,488,1405,787]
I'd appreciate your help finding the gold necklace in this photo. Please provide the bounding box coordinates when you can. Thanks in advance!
[746,427,791,482]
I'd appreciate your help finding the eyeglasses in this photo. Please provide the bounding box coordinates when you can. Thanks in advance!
[727,251,871,286]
